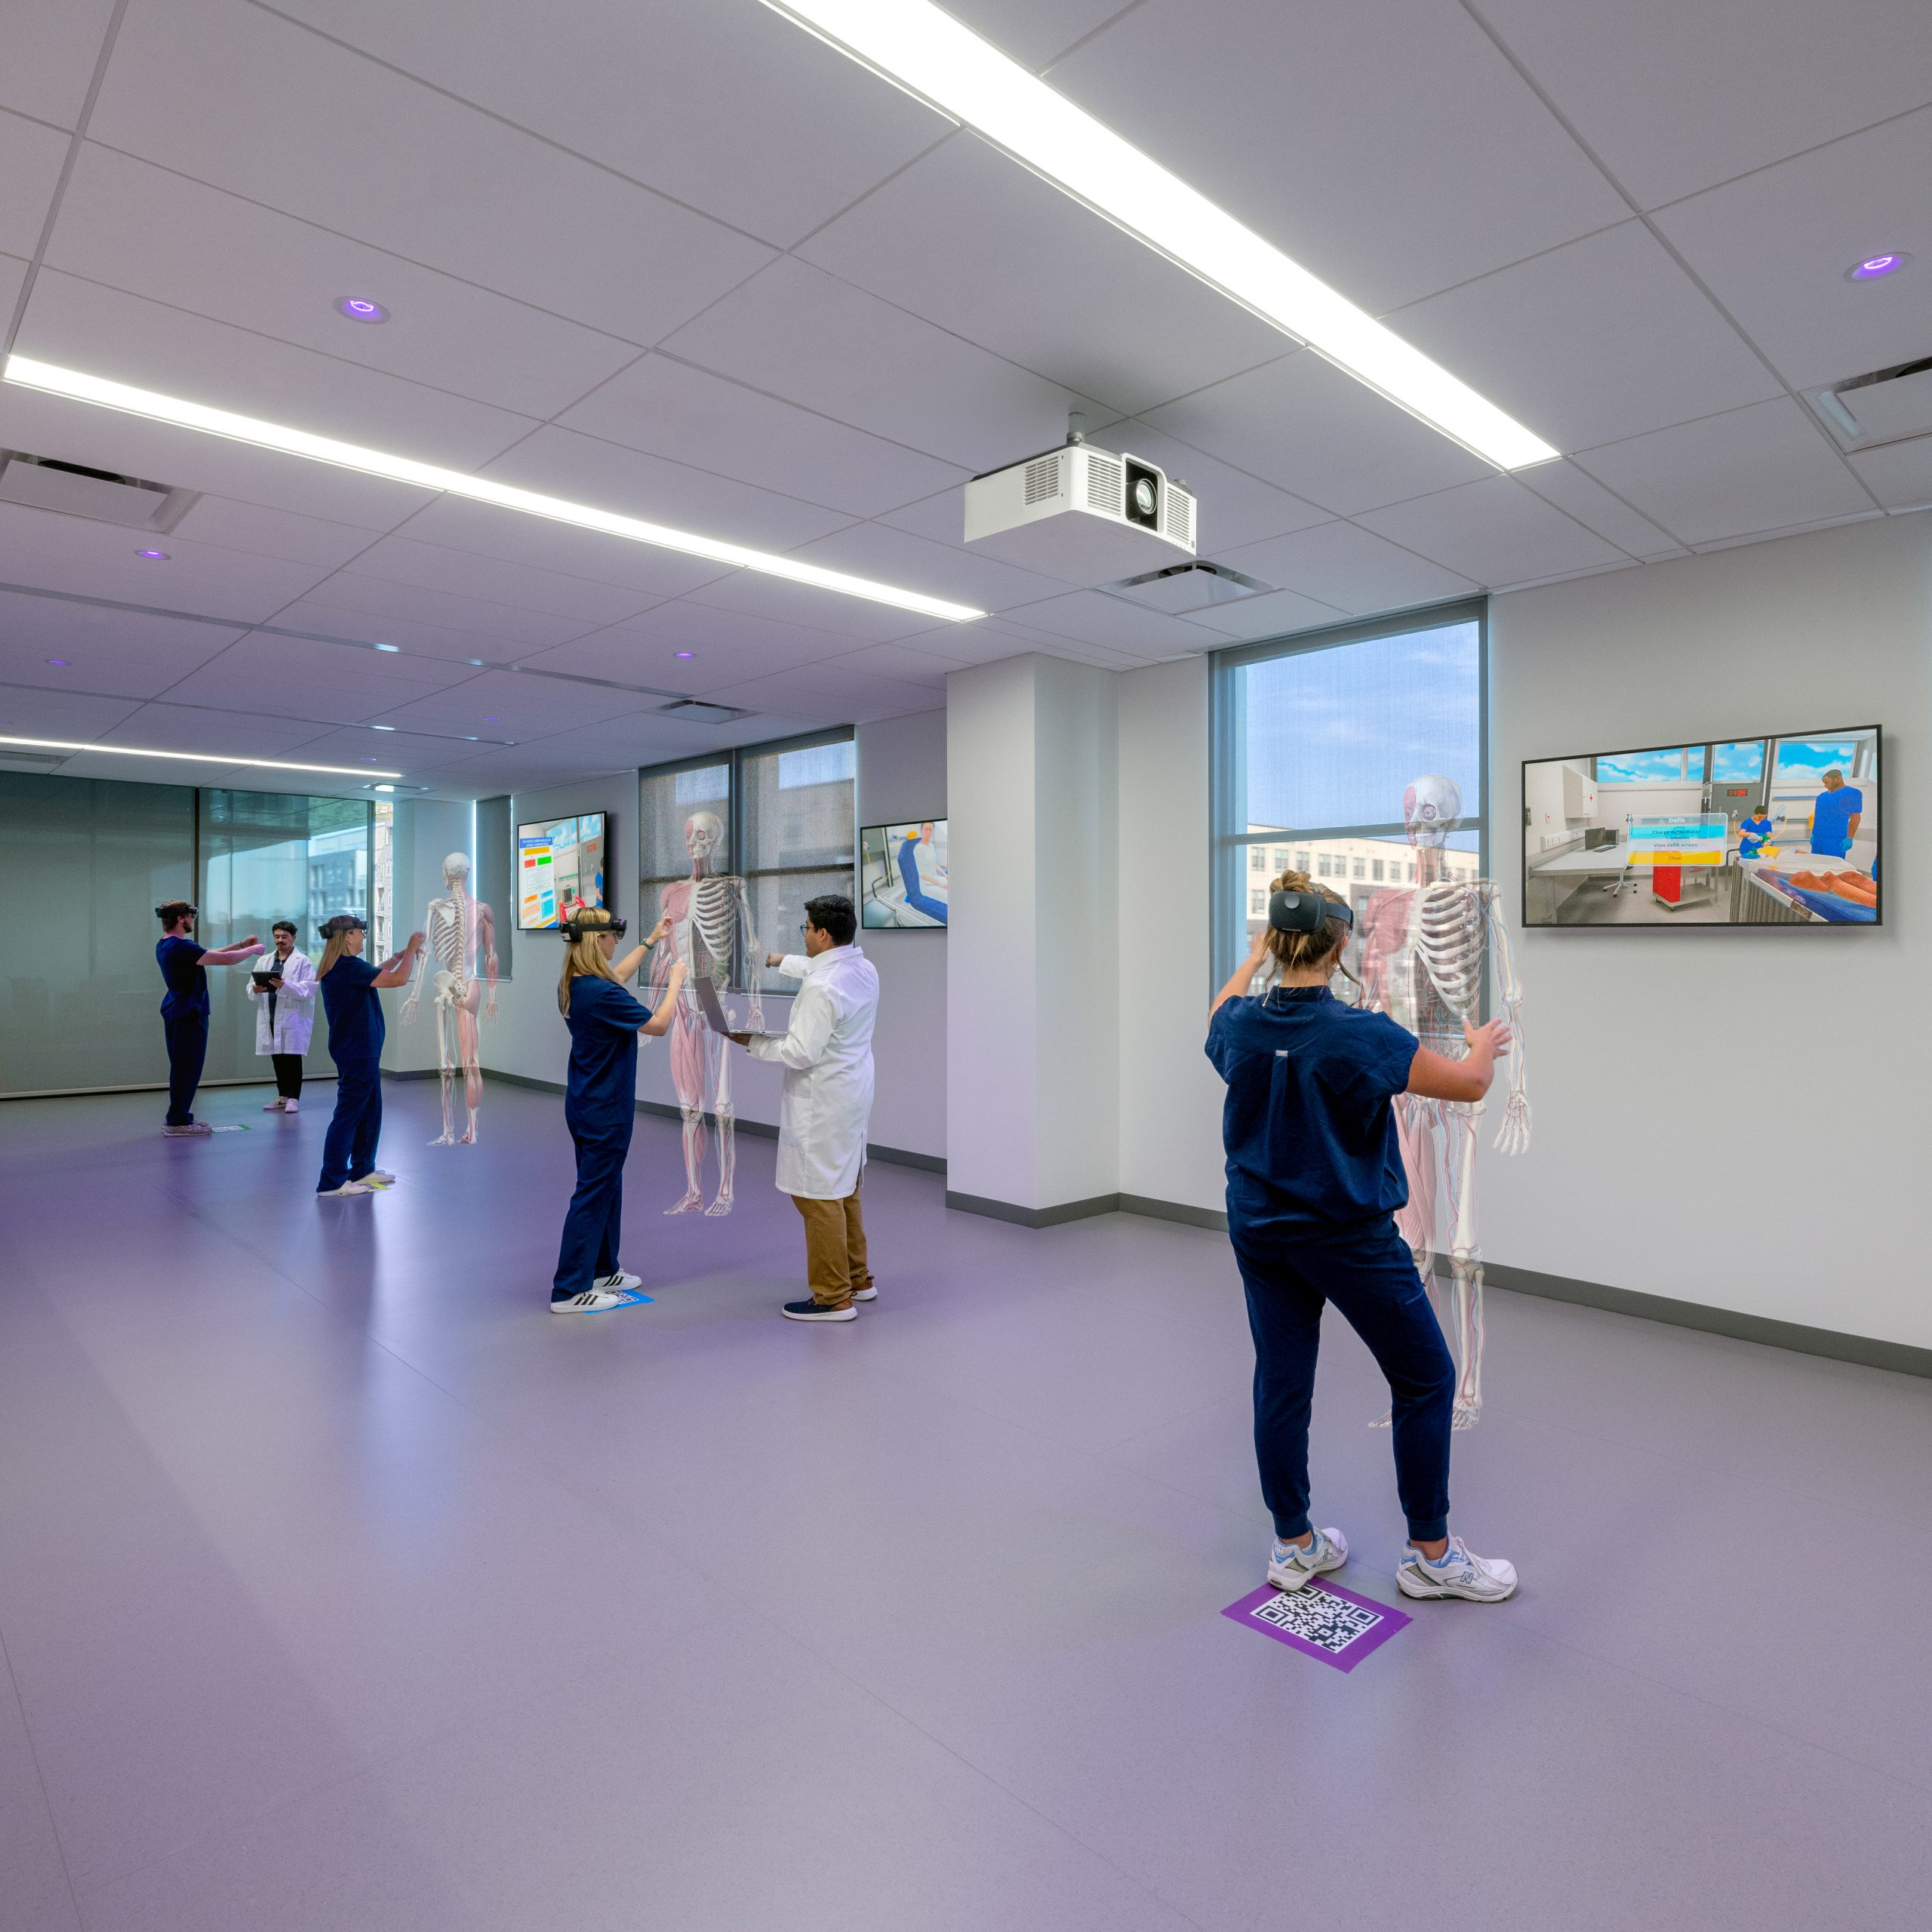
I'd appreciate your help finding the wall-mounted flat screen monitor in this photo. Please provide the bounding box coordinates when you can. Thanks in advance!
[1524,728,1879,927]
[860,819,947,929]
[518,812,607,930]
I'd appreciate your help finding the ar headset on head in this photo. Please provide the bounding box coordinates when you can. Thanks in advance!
[1267,888,1352,934]
[556,912,626,943]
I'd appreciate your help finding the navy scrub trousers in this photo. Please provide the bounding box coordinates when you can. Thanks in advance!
[163,1012,208,1126]
[318,1060,383,1190]
[552,974,651,1301]
[1232,1217,1455,1545]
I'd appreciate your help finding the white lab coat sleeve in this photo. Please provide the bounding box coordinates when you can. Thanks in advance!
[746,980,835,1071]
[776,953,811,980]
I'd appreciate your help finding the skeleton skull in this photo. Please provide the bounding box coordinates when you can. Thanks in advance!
[1402,775,1463,849]
[442,851,472,885]
[685,812,723,865]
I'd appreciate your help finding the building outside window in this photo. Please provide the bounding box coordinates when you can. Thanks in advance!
[1212,604,1487,986]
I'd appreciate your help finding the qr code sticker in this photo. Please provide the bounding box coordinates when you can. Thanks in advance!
[1251,1588,1383,1654]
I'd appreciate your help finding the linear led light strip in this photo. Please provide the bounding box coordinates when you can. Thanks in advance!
[0,356,984,623]
[0,734,404,778]
[762,0,1559,472]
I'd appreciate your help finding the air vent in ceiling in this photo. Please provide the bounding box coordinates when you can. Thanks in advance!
[1111,559,1275,614]
[1806,355,1932,452]
[657,698,750,724]
[0,451,200,532]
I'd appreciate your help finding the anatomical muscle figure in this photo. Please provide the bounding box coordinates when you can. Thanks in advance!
[649,811,761,1215]
[400,851,499,1145]
[1355,776,1530,1428]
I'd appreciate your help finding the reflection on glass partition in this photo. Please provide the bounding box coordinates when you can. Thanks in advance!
[1524,725,1879,928]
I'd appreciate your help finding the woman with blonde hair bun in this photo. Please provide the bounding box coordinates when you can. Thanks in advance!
[550,907,685,1313]
[1206,868,1522,1605]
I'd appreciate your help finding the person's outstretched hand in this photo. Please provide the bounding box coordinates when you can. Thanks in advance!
[1463,1017,1512,1059]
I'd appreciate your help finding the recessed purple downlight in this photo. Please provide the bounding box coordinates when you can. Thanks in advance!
[1846,253,1910,282]
[46,657,69,666]
[136,548,170,561]
[336,296,389,322]
[675,651,696,659]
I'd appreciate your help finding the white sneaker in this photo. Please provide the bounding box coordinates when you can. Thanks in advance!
[594,1271,644,1293]
[359,1171,397,1187]
[551,1287,638,1313]
[1267,1526,1349,1592]
[162,1122,214,1137]
[1397,1536,1518,1602]
[262,1098,285,1112]
[317,1180,374,1196]
[283,1097,299,1114]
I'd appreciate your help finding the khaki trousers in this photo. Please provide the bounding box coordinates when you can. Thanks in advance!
[791,1178,872,1308]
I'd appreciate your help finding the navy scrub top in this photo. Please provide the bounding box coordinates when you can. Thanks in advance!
[156,935,209,1019]
[1206,985,1419,1237]
[565,975,651,1130]
[1810,786,1862,858]
[319,954,386,1063]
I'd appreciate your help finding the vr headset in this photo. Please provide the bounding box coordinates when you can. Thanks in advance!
[155,901,197,922]
[558,912,626,943]
[1267,888,1352,934]
[318,913,367,940]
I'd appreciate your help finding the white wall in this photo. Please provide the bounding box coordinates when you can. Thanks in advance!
[1487,511,1931,1349]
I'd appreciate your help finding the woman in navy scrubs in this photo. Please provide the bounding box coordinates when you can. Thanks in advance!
[1206,873,1520,1604]
[153,901,264,1135]
[552,908,685,1313]
[314,914,423,1197]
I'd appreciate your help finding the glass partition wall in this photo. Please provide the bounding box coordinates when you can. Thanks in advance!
[1211,604,1487,989]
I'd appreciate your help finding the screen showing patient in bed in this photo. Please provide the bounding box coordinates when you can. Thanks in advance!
[860,820,948,929]
[1522,728,1879,928]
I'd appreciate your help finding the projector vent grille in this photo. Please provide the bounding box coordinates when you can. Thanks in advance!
[1164,488,1195,549]
[1085,451,1123,515]
[1023,454,1061,506]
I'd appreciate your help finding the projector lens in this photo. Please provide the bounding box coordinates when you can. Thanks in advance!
[1134,478,1157,515]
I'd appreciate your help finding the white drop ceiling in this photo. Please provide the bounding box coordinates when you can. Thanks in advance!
[1,0,1927,799]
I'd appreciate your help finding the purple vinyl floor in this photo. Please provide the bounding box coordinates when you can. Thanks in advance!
[2,1080,1930,1930]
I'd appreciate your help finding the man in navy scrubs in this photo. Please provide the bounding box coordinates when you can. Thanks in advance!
[1807,769,1863,860]
[154,901,264,1136]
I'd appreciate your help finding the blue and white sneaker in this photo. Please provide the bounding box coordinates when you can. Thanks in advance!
[1267,1526,1349,1592]
[594,1270,644,1294]
[550,1287,649,1314]
[1397,1536,1518,1602]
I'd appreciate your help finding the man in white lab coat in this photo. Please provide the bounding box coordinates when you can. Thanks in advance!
[731,894,880,1323]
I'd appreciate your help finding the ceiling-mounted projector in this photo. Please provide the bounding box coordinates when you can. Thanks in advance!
[964,417,1197,582]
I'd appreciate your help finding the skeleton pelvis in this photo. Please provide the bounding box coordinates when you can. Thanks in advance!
[432,968,474,1008]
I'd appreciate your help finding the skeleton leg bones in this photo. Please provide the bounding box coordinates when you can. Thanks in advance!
[665,998,707,1214]
[706,1021,735,1217]
[1442,1100,1486,1429]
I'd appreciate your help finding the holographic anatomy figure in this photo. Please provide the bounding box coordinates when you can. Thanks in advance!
[650,811,761,1215]
[401,851,499,1145]
[1355,777,1529,1429]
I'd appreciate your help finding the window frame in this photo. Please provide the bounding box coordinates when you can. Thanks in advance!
[638,726,857,992]
[1209,598,1488,992]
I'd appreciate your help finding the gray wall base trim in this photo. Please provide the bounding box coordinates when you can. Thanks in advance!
[1118,1193,1229,1231]
[946,1190,1120,1228]
[478,1072,944,1174]
[1,1074,339,1101]
[1468,1260,1932,1382]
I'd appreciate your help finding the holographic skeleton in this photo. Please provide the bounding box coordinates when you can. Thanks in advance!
[649,811,762,1216]
[400,851,498,1146]
[1355,776,1530,1429]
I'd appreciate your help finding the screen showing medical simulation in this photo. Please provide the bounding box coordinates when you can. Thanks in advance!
[518,813,608,930]
[860,819,948,929]
[1523,728,1879,927]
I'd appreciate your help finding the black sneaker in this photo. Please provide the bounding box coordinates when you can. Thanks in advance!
[782,1298,857,1322]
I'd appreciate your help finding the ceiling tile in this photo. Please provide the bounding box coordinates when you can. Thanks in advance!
[1180,586,1349,643]
[0,251,29,322]
[169,497,385,571]
[700,666,942,724]
[1515,460,1685,560]
[0,588,245,697]
[1356,476,1632,586]
[1473,0,1932,208]
[1577,398,1878,547]
[797,134,1287,417]
[0,0,114,126]
[0,500,335,620]
[394,498,733,603]
[779,521,1070,615]
[996,589,1222,655]
[0,109,68,258]
[949,0,1129,70]
[1846,442,1932,512]
[297,572,597,653]
[44,145,642,420]
[678,570,951,646]
[365,671,642,737]
[0,383,433,528]
[1214,520,1480,615]
[817,641,960,688]
[1392,220,1780,452]
[90,0,774,340]
[555,353,967,521]
[481,424,857,556]
[264,0,946,248]
[1146,353,1491,516]
[657,256,1110,472]
[100,702,340,758]
[1651,107,1932,393]
[15,271,539,470]
[160,635,480,719]
[1083,420,1333,552]
[285,723,491,775]
[521,603,855,690]
[266,596,538,666]
[343,535,659,629]
[0,679,145,740]
[1050,0,1628,312]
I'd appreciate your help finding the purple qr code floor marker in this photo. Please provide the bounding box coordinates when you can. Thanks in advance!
[1222,1578,1411,1672]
